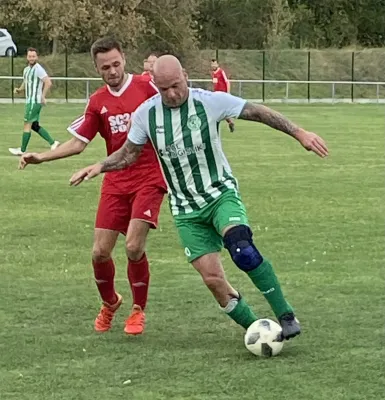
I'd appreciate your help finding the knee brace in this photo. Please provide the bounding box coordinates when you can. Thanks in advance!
[223,225,263,272]
[31,121,40,132]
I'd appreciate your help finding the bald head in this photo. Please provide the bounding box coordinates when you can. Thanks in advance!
[152,55,189,108]
[153,55,183,79]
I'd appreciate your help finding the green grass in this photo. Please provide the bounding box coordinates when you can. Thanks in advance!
[0,104,384,399]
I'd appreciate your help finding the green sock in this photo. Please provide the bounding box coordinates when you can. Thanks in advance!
[225,296,258,329]
[21,131,31,152]
[36,126,54,145]
[247,259,293,319]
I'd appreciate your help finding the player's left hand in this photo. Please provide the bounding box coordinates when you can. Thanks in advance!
[69,163,102,186]
[295,130,329,158]
[19,153,42,169]
[41,97,47,106]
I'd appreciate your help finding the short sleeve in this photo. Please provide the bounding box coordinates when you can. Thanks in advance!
[36,64,48,80]
[67,99,99,143]
[204,91,246,121]
[128,110,148,146]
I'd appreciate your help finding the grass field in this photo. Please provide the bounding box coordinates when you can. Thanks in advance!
[0,104,384,400]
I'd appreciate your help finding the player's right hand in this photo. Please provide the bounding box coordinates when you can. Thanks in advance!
[69,163,102,186]
[14,88,20,95]
[19,153,42,169]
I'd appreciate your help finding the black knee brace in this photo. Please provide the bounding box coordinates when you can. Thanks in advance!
[223,225,263,272]
[31,121,40,132]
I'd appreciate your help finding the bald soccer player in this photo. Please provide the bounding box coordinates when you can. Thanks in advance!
[69,56,329,341]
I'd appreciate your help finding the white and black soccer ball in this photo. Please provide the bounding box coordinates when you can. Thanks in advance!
[244,319,284,357]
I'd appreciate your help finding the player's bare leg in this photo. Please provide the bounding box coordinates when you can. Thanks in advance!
[9,122,32,156]
[124,219,151,335]
[225,118,235,133]
[92,228,122,332]
[192,252,258,329]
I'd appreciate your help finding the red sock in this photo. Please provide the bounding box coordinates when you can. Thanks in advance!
[92,258,117,305]
[127,253,150,310]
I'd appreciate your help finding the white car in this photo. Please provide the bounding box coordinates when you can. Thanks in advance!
[0,29,17,57]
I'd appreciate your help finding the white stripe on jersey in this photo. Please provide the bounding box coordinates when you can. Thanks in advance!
[170,107,207,208]
[155,102,193,214]
[70,116,85,130]
[187,96,222,201]
[149,81,158,93]
[67,126,90,143]
[71,115,84,126]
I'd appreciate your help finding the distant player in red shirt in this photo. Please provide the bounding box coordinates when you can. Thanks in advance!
[211,59,235,132]
[142,53,158,79]
[18,37,166,336]
[141,58,150,76]
[147,54,158,76]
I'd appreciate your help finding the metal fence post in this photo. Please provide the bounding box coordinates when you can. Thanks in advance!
[238,81,242,97]
[307,51,311,103]
[332,83,335,104]
[351,52,355,103]
[65,48,68,103]
[11,54,14,104]
[86,80,90,100]
[262,51,266,102]
[285,82,289,101]
[376,84,379,103]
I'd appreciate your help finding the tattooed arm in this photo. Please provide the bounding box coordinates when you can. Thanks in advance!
[69,139,143,186]
[100,139,143,172]
[237,101,329,157]
[238,102,303,138]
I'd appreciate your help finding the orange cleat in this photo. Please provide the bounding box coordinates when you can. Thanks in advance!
[124,305,146,335]
[94,293,123,332]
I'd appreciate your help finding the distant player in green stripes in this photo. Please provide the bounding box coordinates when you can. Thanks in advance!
[9,47,60,156]
[70,55,329,341]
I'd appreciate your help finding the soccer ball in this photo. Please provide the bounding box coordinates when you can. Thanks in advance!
[244,319,284,357]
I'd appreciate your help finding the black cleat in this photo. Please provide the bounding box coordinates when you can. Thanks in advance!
[278,313,301,341]
[228,122,235,133]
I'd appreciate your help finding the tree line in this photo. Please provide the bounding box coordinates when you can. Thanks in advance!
[0,0,384,56]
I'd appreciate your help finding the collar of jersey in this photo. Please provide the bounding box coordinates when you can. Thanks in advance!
[107,74,133,97]
[162,90,190,109]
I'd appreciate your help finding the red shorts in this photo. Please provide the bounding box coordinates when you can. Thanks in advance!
[95,186,165,234]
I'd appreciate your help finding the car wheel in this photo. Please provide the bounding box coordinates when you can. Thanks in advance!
[5,47,15,57]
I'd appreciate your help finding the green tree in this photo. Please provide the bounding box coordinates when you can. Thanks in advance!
[0,0,146,54]
[198,0,269,49]
[136,0,200,59]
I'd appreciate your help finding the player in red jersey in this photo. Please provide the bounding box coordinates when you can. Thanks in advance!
[147,54,158,76]
[210,59,235,132]
[141,54,157,78]
[18,37,167,336]
[141,58,150,76]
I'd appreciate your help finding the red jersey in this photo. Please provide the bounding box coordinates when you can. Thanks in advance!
[68,74,166,195]
[211,68,229,92]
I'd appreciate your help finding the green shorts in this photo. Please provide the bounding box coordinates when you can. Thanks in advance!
[174,190,249,262]
[24,103,42,123]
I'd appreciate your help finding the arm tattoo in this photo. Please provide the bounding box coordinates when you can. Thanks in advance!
[100,141,142,173]
[239,102,301,137]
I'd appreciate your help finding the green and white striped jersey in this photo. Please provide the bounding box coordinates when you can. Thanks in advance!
[129,88,247,216]
[23,63,48,104]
